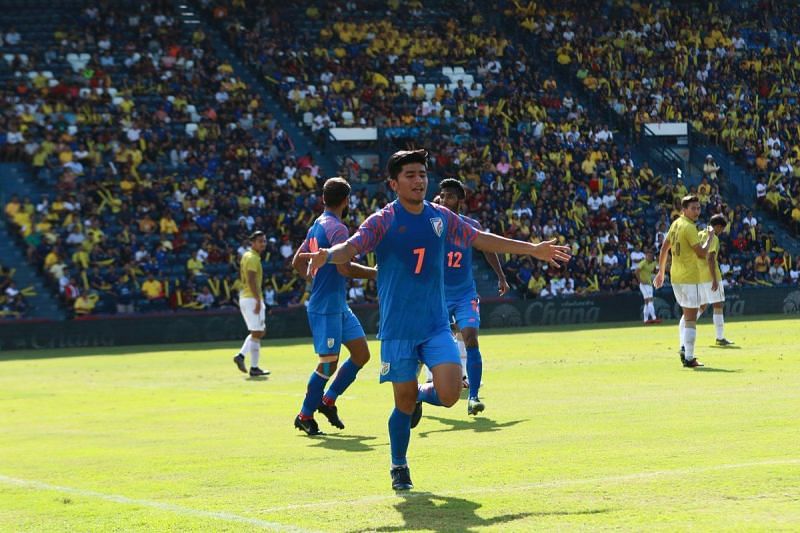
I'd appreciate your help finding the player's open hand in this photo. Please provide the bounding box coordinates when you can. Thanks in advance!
[498,278,510,296]
[653,271,664,289]
[532,239,571,267]
[711,279,719,291]
[298,249,328,277]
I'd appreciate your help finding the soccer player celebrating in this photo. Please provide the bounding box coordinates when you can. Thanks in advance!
[291,177,377,436]
[436,178,509,416]
[635,250,660,324]
[698,214,734,346]
[653,195,715,368]
[233,231,270,377]
[300,150,571,490]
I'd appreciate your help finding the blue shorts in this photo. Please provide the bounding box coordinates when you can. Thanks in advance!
[308,307,365,355]
[447,295,481,330]
[379,327,460,383]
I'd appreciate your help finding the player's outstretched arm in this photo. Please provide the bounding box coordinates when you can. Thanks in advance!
[337,262,377,280]
[472,232,571,267]
[653,240,671,289]
[298,242,359,277]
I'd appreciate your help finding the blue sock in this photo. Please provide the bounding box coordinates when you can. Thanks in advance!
[324,358,361,403]
[388,408,411,467]
[466,346,482,399]
[300,372,328,417]
[417,382,442,406]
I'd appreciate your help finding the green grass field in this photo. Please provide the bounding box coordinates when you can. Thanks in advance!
[1,316,799,532]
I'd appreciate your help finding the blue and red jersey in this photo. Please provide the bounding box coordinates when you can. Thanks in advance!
[347,200,479,340]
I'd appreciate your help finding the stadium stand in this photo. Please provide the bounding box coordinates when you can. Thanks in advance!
[1,0,797,320]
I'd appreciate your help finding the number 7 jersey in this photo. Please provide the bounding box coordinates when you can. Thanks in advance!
[347,200,479,340]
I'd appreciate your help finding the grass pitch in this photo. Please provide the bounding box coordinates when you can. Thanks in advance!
[1,316,799,532]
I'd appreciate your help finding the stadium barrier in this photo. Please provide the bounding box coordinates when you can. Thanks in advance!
[1,287,798,351]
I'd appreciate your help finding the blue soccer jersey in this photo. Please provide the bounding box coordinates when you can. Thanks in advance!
[347,200,479,341]
[444,214,482,301]
[298,212,349,315]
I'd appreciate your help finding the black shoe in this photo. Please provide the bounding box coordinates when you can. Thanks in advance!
[233,353,246,373]
[294,415,324,436]
[683,357,704,368]
[390,465,413,491]
[410,401,423,429]
[716,338,734,346]
[317,402,344,429]
[249,367,270,377]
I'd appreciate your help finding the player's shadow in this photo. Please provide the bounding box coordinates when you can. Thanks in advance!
[707,344,742,350]
[353,492,611,532]
[417,416,526,439]
[245,375,270,381]
[308,434,380,453]
[692,366,741,373]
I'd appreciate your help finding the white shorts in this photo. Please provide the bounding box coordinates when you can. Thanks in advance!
[239,297,266,331]
[701,281,725,304]
[672,283,702,309]
[639,283,654,299]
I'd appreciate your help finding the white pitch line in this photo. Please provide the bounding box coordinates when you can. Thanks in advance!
[0,474,321,533]
[259,457,800,514]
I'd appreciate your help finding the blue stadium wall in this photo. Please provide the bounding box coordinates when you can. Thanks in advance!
[1,287,799,351]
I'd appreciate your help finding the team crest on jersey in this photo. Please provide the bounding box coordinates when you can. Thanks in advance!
[430,217,443,237]
[327,338,335,349]
[380,362,391,376]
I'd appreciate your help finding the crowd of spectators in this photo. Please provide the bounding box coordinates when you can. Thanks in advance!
[1,0,798,320]
[0,263,29,318]
[215,0,798,299]
[504,0,800,234]
[0,0,336,317]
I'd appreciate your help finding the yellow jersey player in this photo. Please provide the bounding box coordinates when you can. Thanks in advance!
[233,231,270,377]
[697,214,734,346]
[653,195,715,368]
[635,250,660,324]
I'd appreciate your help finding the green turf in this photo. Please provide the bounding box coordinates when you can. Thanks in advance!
[1,317,799,532]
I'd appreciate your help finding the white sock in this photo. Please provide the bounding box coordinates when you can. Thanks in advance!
[643,304,648,322]
[240,334,252,356]
[458,339,467,376]
[713,312,724,340]
[250,339,260,368]
[648,302,657,320]
[679,316,685,349]
[684,325,697,361]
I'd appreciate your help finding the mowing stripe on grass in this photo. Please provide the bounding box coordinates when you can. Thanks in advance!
[258,457,800,514]
[0,474,320,533]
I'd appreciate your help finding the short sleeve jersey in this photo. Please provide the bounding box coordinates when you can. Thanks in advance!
[696,229,720,283]
[346,200,479,340]
[299,212,349,314]
[666,215,701,283]
[239,249,263,298]
[444,214,482,301]
[636,259,657,284]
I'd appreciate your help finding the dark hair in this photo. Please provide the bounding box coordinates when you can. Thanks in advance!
[249,230,265,241]
[709,213,728,227]
[438,178,466,199]
[322,176,351,208]
[387,149,428,180]
[680,195,700,209]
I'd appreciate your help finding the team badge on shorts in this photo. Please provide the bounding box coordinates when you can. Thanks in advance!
[381,362,391,376]
[430,217,443,237]
[327,338,335,349]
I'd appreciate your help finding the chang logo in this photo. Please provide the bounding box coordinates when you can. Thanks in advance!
[782,291,800,314]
